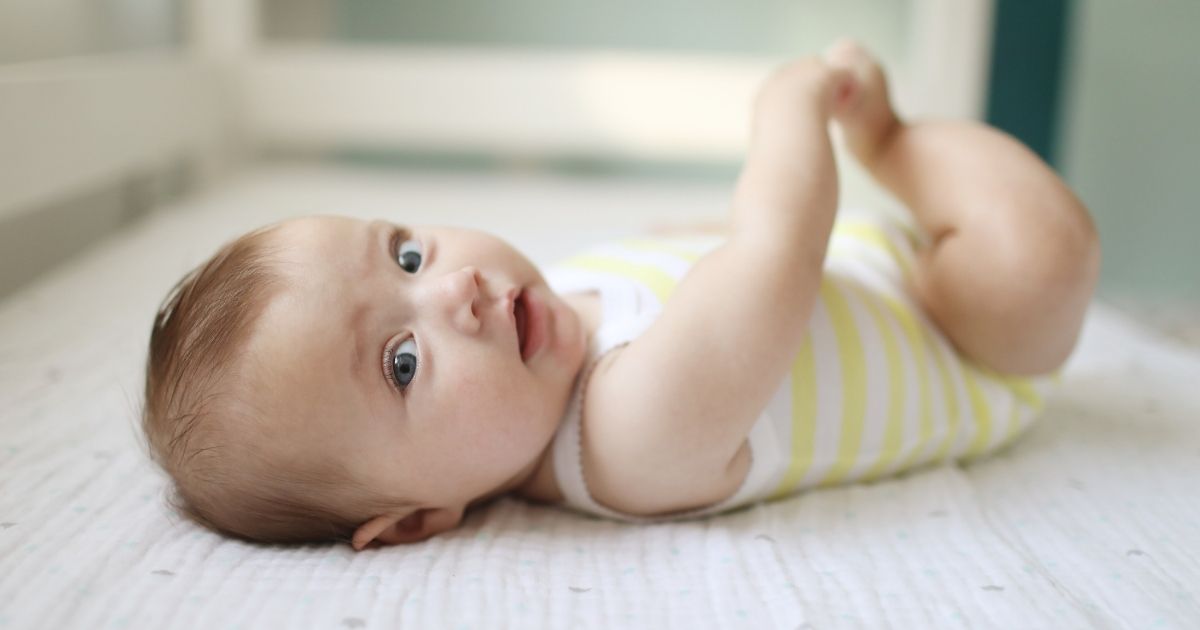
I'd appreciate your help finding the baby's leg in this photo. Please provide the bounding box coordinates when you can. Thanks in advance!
[827,40,1100,375]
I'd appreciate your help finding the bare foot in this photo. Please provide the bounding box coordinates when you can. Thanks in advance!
[824,39,902,168]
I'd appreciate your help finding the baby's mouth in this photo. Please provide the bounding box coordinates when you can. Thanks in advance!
[514,289,529,358]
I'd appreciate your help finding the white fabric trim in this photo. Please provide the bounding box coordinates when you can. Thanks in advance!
[546,266,761,522]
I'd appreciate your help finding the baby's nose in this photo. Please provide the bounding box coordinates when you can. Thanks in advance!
[431,266,482,333]
[449,265,481,299]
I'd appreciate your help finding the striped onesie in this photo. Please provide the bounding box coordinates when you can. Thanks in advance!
[545,209,1057,521]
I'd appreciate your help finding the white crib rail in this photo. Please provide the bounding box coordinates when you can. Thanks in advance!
[0,53,221,223]
[225,0,995,162]
[0,0,994,220]
[0,0,992,298]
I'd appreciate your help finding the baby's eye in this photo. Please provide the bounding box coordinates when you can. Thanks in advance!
[391,338,419,389]
[396,239,423,273]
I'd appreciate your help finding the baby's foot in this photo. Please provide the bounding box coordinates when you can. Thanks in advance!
[824,39,902,168]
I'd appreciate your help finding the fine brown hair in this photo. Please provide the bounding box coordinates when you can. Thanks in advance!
[142,225,405,546]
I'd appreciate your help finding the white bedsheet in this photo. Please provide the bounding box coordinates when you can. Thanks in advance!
[1,165,1198,629]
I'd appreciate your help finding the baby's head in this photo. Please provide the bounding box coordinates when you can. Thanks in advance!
[143,216,589,548]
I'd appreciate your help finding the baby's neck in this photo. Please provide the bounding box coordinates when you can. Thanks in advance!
[510,446,564,503]
[562,290,603,342]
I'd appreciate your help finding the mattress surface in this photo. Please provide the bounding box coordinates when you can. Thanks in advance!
[1,165,1198,629]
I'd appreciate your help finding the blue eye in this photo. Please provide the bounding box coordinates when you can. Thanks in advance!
[397,239,422,273]
[390,338,418,389]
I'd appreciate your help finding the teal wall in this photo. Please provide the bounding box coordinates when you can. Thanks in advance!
[985,0,1070,167]
[1057,2,1200,300]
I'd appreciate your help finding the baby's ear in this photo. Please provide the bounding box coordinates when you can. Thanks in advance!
[351,507,464,550]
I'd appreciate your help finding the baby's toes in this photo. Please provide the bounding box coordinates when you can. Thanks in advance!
[824,39,886,93]
[822,39,900,163]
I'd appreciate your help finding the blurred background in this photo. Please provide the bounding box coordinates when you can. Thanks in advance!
[0,0,1196,342]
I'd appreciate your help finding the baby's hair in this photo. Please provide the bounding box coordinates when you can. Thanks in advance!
[142,224,408,546]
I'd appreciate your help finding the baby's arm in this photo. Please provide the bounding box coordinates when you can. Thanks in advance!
[581,58,853,515]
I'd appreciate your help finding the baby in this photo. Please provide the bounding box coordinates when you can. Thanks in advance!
[142,41,1099,549]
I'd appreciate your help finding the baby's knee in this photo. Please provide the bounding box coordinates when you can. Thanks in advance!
[1023,196,1100,303]
[919,210,1099,374]
[976,191,1098,304]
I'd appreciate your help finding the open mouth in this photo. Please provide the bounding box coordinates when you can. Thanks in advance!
[514,290,529,358]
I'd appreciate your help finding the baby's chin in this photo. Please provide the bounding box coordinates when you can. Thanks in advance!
[555,304,591,385]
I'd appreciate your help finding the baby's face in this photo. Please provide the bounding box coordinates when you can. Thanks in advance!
[249,216,588,515]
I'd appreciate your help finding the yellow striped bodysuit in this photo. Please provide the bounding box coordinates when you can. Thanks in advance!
[546,209,1057,521]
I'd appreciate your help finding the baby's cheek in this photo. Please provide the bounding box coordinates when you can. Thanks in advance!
[459,381,542,436]
[452,369,508,404]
